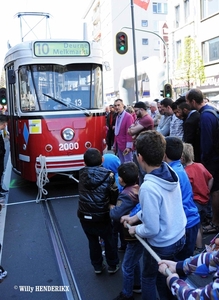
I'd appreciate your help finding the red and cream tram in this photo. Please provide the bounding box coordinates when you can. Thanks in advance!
[4,40,106,183]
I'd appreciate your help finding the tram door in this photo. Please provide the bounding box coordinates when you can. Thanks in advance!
[6,67,21,173]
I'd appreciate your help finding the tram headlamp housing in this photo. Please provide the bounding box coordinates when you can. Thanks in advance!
[62,128,74,141]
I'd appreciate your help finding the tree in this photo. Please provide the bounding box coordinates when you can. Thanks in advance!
[175,37,205,90]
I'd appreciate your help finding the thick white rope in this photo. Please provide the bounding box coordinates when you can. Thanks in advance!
[35,155,49,203]
[126,224,172,276]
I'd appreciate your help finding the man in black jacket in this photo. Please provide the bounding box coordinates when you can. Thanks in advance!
[176,101,201,162]
[78,148,120,274]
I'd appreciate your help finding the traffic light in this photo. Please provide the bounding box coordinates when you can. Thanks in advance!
[116,32,128,54]
[0,88,7,106]
[164,84,172,98]
[160,90,164,97]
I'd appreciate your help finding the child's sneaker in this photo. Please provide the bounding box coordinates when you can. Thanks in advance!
[1,270,7,278]
[108,263,120,274]
[132,285,141,293]
[0,266,7,279]
[0,188,8,194]
[94,264,105,274]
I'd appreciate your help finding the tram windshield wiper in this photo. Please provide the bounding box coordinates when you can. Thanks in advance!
[43,93,92,116]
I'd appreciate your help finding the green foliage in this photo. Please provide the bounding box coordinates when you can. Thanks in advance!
[176,37,205,89]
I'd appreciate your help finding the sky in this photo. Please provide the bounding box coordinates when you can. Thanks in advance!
[0,0,91,68]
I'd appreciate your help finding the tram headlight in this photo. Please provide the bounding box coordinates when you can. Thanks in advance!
[62,128,74,141]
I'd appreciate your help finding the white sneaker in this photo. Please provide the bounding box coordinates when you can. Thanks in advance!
[1,270,7,278]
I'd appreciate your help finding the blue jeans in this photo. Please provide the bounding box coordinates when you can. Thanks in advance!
[122,241,144,297]
[112,220,127,249]
[175,222,199,261]
[142,235,186,300]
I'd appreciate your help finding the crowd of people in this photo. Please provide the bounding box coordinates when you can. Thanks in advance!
[78,88,219,300]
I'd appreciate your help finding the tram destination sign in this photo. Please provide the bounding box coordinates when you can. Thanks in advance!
[34,41,90,57]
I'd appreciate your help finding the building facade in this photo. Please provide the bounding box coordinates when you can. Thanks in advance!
[84,0,168,104]
[168,0,219,100]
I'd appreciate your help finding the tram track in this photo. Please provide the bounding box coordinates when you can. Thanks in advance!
[41,199,82,300]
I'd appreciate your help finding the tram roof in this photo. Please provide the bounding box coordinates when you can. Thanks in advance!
[4,39,103,67]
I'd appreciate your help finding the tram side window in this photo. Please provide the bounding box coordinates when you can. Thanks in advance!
[60,69,91,109]
[19,66,39,112]
[59,64,103,110]
[92,65,102,109]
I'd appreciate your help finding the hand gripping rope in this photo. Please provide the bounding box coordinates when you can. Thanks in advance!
[126,223,172,276]
[35,155,49,203]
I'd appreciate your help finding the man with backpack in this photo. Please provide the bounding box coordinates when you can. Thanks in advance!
[186,88,219,234]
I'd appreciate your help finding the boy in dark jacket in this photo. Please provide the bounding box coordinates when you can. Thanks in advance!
[110,162,143,300]
[78,148,120,274]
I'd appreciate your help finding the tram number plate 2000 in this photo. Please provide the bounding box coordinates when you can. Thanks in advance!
[59,143,79,151]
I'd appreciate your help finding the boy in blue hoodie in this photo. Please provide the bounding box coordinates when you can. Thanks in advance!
[164,137,200,260]
[121,131,187,300]
[102,153,127,252]
[102,153,122,192]
[110,161,143,300]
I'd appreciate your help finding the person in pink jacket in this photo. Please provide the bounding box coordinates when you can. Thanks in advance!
[113,99,134,163]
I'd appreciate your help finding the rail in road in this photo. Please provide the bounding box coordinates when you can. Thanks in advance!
[0,172,82,299]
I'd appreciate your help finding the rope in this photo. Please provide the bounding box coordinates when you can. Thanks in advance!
[126,224,172,276]
[35,155,49,203]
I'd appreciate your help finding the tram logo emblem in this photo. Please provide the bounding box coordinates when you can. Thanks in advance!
[23,123,29,145]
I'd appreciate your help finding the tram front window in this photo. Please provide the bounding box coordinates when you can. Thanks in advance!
[18,64,103,112]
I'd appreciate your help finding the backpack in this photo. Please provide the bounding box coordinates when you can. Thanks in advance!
[201,108,219,154]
